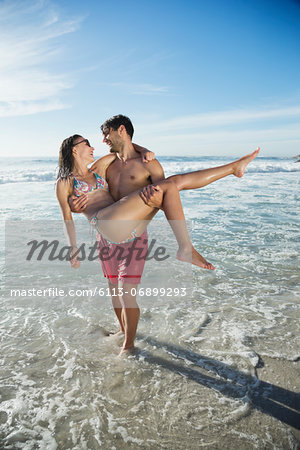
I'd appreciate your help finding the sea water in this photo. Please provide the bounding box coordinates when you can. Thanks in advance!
[0,156,299,449]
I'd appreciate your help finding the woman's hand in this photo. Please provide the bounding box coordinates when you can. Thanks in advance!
[69,247,80,269]
[132,143,155,162]
[142,149,155,163]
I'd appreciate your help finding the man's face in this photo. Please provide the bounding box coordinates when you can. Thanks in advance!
[102,127,122,153]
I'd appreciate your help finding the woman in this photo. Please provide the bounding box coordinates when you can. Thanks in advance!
[56,134,259,269]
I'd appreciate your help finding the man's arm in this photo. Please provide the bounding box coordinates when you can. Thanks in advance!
[139,159,165,208]
[146,159,165,183]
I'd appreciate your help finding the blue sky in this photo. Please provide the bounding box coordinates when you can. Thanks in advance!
[1,0,300,157]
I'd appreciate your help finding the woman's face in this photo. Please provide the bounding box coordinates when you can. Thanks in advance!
[72,137,95,164]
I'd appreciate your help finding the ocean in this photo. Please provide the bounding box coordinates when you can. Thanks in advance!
[0,155,299,449]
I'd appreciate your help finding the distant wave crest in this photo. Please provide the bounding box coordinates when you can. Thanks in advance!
[0,172,56,185]
[0,158,299,185]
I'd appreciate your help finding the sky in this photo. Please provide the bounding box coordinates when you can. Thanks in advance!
[0,0,300,157]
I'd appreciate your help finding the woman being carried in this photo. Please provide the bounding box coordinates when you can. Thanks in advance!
[56,134,259,270]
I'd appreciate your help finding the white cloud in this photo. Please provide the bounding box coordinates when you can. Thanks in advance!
[0,100,67,117]
[0,72,72,102]
[137,106,300,133]
[150,124,300,143]
[134,107,300,156]
[0,0,82,117]
[106,82,168,95]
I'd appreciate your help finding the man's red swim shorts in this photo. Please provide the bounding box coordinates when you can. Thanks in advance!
[97,230,148,285]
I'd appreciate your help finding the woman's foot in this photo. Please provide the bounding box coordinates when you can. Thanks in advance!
[177,247,215,270]
[233,147,260,178]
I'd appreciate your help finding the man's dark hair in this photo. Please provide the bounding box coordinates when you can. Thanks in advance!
[101,114,134,139]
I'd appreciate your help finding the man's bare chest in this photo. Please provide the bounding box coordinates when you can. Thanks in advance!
[107,160,151,200]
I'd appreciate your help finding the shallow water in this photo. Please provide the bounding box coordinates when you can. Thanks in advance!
[0,156,299,449]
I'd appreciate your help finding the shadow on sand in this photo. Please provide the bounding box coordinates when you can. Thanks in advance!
[136,334,300,430]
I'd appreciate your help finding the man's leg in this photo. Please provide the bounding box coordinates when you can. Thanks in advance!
[107,280,125,334]
[115,230,148,354]
[102,230,147,354]
[119,281,140,354]
[97,234,127,336]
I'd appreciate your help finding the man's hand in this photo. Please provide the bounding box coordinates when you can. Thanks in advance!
[139,185,163,208]
[69,194,88,213]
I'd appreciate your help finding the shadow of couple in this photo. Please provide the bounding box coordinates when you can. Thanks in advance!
[135,334,300,430]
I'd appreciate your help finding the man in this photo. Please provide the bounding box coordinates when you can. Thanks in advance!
[71,115,164,355]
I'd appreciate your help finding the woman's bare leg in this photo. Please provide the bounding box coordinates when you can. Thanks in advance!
[97,181,214,269]
[96,149,259,268]
[168,148,260,191]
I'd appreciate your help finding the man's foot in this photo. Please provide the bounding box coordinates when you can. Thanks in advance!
[118,346,136,357]
[106,330,125,343]
[233,147,260,178]
[107,330,124,336]
[177,247,215,270]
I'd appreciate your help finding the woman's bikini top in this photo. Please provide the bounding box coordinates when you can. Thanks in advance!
[73,171,109,197]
